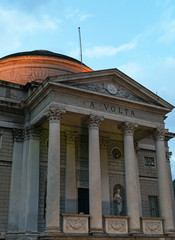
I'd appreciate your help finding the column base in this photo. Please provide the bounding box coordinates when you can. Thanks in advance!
[45,227,61,233]
[17,233,38,240]
[90,228,105,236]
[129,229,142,236]
[6,232,17,240]
[164,230,175,236]
[40,230,64,240]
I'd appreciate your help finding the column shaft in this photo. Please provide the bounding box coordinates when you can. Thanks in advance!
[25,128,40,232]
[100,137,110,215]
[18,132,29,232]
[122,122,140,232]
[155,129,174,232]
[46,104,65,232]
[8,129,23,232]
[88,115,104,232]
[65,132,77,214]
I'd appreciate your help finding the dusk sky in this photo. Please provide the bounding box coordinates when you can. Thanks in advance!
[0,0,175,178]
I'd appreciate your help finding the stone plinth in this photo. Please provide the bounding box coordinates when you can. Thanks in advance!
[62,214,90,234]
[141,217,163,235]
[104,216,129,234]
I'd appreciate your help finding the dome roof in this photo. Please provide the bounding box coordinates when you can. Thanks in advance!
[0,50,92,85]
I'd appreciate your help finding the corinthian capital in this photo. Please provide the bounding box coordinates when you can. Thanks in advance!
[100,136,110,149]
[47,103,66,122]
[120,121,138,135]
[87,114,104,128]
[153,128,168,141]
[65,131,78,144]
[13,128,24,142]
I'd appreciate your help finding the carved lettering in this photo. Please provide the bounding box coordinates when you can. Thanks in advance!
[124,108,128,115]
[119,107,123,114]
[131,110,135,116]
[90,101,95,108]
[104,104,109,110]
[111,106,115,112]
[88,101,136,117]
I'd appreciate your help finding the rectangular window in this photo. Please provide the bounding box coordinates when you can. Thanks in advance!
[78,188,89,214]
[144,156,155,167]
[148,196,159,217]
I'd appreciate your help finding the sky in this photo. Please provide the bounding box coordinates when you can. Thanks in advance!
[0,0,175,178]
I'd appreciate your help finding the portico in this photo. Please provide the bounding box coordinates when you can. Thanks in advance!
[3,62,174,240]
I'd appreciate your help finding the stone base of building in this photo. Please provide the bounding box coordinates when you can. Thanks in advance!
[3,232,175,240]
[39,236,175,240]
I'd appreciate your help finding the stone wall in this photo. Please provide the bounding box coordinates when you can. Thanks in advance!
[140,179,159,217]
[37,130,161,231]
[0,128,13,233]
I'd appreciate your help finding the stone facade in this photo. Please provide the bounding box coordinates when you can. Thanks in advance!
[0,50,175,239]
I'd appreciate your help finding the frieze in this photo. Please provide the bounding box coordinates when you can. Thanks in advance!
[142,218,163,235]
[65,218,86,231]
[62,215,89,233]
[145,222,161,232]
[104,216,128,234]
[89,101,135,117]
[108,220,126,232]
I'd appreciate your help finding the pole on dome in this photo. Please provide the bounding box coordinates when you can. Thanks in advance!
[78,27,83,72]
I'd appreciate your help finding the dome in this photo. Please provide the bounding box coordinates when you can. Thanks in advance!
[0,50,92,85]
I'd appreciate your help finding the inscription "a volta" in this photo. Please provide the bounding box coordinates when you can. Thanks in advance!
[90,102,135,117]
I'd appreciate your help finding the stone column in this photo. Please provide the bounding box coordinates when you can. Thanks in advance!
[25,127,40,232]
[154,128,174,233]
[87,114,104,233]
[18,127,30,232]
[121,122,140,233]
[100,136,110,215]
[46,104,65,233]
[65,131,77,214]
[8,129,23,232]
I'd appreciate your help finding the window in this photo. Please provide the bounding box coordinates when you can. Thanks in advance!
[78,188,89,214]
[148,196,159,217]
[112,147,121,159]
[144,156,155,167]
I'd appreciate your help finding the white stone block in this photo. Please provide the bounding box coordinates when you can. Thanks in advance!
[104,216,129,234]
[142,217,163,235]
[62,214,90,234]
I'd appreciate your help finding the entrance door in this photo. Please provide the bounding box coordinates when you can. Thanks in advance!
[78,188,89,214]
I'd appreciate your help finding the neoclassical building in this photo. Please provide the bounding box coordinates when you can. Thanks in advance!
[0,50,175,240]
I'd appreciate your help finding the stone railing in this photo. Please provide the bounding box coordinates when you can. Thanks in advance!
[141,217,163,235]
[104,216,129,234]
[62,214,90,234]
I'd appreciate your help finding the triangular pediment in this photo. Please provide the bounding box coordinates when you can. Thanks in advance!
[63,80,160,106]
[49,68,174,110]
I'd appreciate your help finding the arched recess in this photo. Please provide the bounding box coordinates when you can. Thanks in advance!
[109,174,126,215]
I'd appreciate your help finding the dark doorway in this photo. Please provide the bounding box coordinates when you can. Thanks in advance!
[149,196,159,217]
[78,188,89,214]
